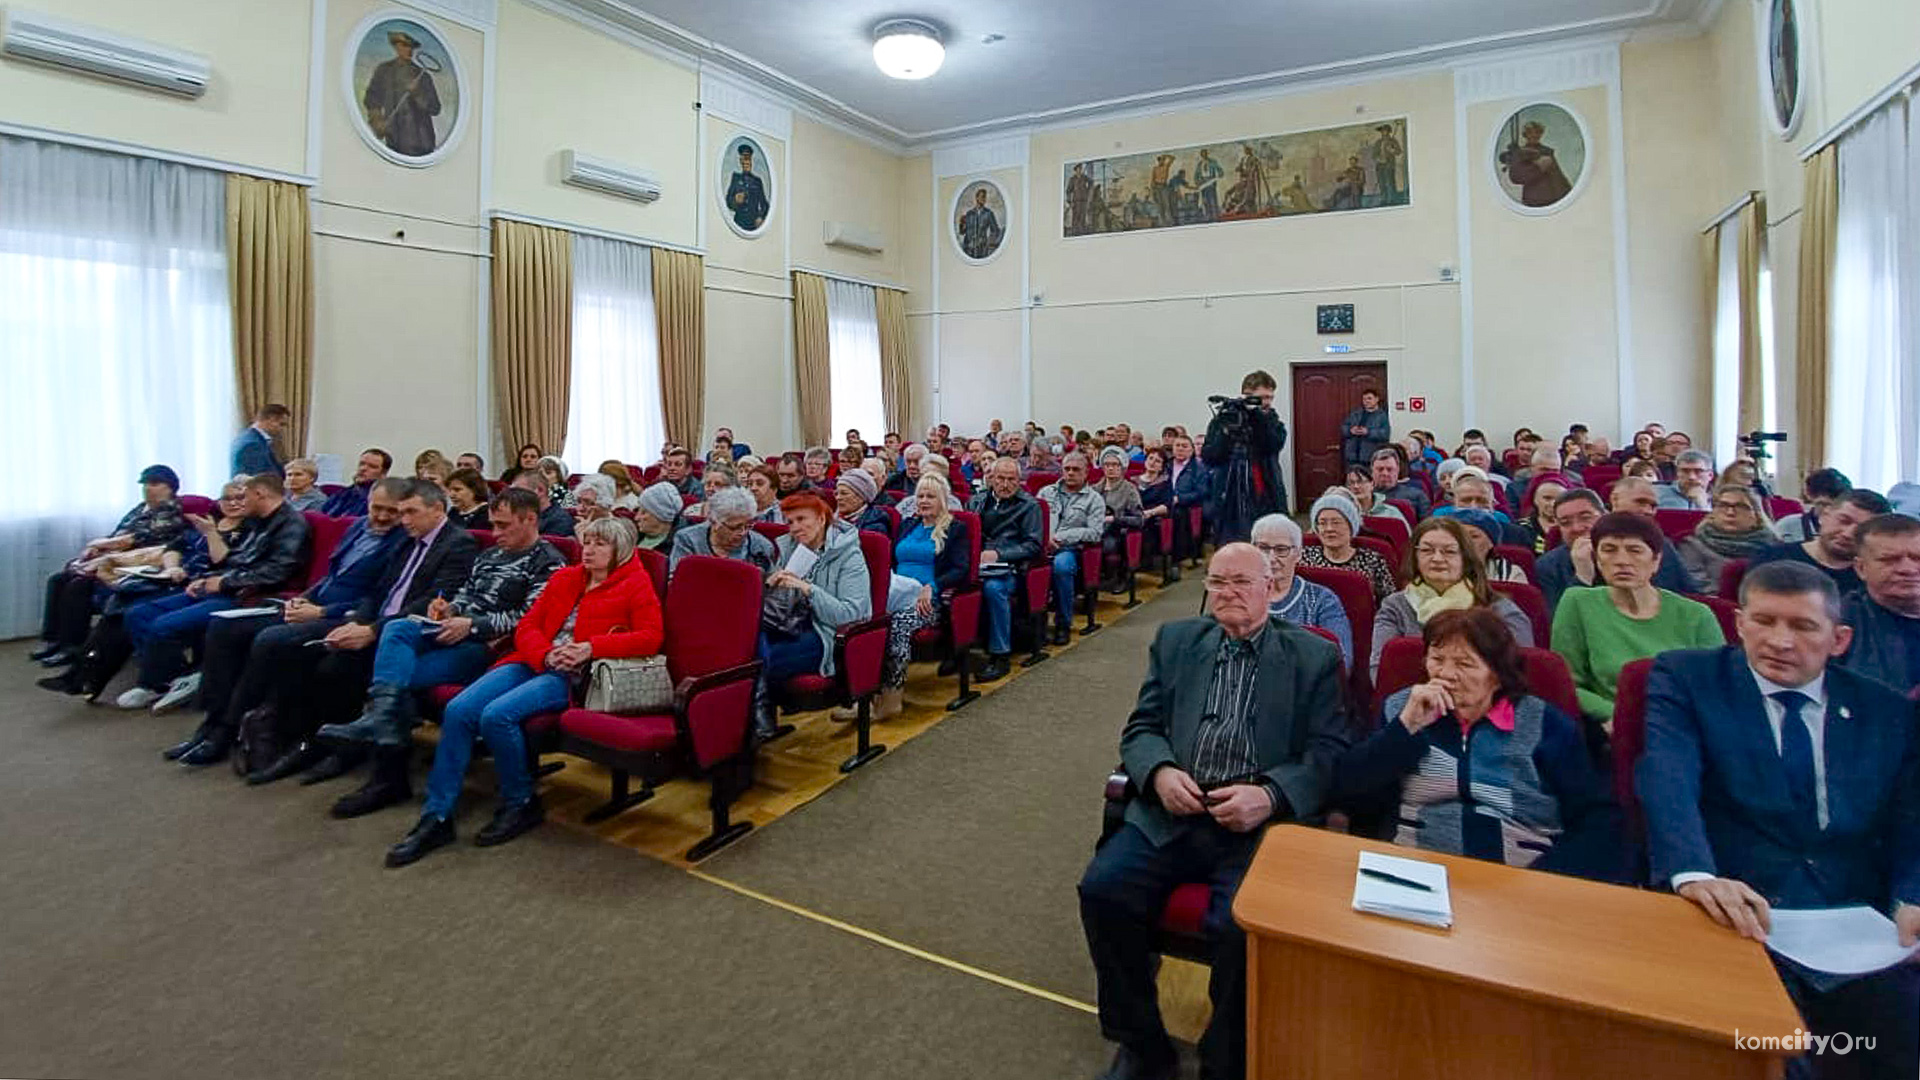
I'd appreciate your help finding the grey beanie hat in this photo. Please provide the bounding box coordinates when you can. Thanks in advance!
[837,467,878,505]
[637,481,683,522]
[1309,488,1362,534]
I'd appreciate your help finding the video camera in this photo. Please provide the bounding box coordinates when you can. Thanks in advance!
[1738,430,1786,462]
[1208,393,1266,428]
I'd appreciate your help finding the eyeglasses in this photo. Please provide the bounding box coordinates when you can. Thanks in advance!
[1415,544,1460,559]
[1205,575,1262,591]
[1253,543,1296,558]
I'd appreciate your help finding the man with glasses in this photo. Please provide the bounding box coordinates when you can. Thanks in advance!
[1078,543,1348,1080]
[669,487,776,575]
[1250,514,1351,666]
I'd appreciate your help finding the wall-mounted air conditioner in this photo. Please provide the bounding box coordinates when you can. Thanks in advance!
[0,7,209,98]
[561,150,661,203]
[823,221,884,255]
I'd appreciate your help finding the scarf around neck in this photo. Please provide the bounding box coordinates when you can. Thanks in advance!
[1408,580,1476,623]
[1691,520,1774,558]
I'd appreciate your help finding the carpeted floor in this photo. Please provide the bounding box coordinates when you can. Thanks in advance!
[0,577,1203,1080]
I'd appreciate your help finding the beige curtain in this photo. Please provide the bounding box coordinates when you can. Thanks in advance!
[791,270,832,447]
[875,287,915,437]
[226,174,314,457]
[490,219,574,456]
[651,247,705,451]
[1735,198,1766,435]
[1796,147,1839,477]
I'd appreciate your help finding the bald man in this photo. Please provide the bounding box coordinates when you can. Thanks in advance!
[1079,543,1348,1080]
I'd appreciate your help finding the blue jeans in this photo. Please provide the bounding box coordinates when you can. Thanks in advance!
[759,627,825,683]
[1050,549,1080,626]
[369,618,493,690]
[124,591,237,688]
[421,663,570,820]
[982,573,1015,655]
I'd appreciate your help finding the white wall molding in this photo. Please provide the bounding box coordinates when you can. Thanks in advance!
[1452,41,1623,104]
[930,134,1030,180]
[701,69,791,141]
[397,0,497,31]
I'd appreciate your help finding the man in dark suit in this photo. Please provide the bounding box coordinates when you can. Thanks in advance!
[1637,560,1920,1080]
[230,403,288,478]
[1079,543,1349,1080]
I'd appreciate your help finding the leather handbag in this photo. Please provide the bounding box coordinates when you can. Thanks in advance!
[583,655,673,714]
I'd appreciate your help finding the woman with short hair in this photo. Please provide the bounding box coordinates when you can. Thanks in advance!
[1093,447,1146,591]
[283,458,328,512]
[535,455,571,508]
[1333,608,1622,881]
[571,474,618,522]
[414,449,451,486]
[744,463,785,524]
[1371,516,1534,679]
[445,468,492,529]
[1301,490,1398,602]
[1676,484,1775,588]
[755,492,873,736]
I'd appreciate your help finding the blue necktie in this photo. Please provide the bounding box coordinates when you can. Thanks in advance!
[1772,690,1819,827]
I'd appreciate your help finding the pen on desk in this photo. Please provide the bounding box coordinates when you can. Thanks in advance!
[1360,867,1434,893]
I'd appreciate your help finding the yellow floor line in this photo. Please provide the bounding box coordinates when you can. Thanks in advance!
[688,868,1098,1016]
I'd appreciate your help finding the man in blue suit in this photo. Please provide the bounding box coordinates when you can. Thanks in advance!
[230,404,289,478]
[1166,434,1209,581]
[1637,560,1920,1079]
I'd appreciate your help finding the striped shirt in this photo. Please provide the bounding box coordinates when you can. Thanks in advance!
[1190,627,1267,787]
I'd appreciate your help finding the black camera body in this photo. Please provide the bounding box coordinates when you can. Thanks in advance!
[1738,430,1787,461]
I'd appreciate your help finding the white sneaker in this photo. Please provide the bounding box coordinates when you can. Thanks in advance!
[151,672,201,714]
[115,686,160,710]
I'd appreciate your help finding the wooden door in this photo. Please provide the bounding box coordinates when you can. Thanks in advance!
[1290,362,1388,513]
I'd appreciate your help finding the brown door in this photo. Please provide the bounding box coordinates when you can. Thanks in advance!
[1290,362,1388,513]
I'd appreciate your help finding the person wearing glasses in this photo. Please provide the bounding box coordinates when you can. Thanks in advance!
[1371,517,1532,680]
[1251,514,1351,667]
[1078,542,1348,1080]
[668,487,776,576]
[1676,485,1778,592]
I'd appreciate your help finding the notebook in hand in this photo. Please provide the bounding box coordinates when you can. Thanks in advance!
[1351,851,1453,929]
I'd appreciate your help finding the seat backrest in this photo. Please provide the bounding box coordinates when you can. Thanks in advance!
[1371,635,1426,712]
[545,535,582,564]
[1024,471,1060,495]
[1717,557,1749,601]
[1687,592,1739,643]
[486,480,505,494]
[179,494,216,517]
[1583,463,1623,489]
[881,503,902,536]
[1767,496,1804,518]
[625,464,645,484]
[664,555,763,681]
[1297,563,1376,705]
[1653,509,1706,543]
[1503,448,1527,472]
[1373,637,1582,722]
[320,483,346,496]
[858,529,890,616]
[1489,580,1551,647]
[1610,657,1656,833]
[1362,517,1410,562]
[1518,648,1581,720]
[635,547,668,600]
[753,521,789,543]
[1353,535,1401,581]
[950,510,983,588]
[468,529,495,550]
[1490,544,1538,583]
[1386,497,1417,524]
[300,512,355,590]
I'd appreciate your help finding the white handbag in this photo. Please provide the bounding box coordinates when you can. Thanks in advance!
[583,655,674,714]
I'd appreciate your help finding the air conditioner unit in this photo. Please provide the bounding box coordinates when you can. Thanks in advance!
[823,221,884,255]
[561,150,661,203]
[0,7,209,98]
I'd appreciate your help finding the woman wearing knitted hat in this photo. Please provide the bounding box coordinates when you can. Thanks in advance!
[632,481,686,551]
[833,466,894,535]
[1301,488,1398,602]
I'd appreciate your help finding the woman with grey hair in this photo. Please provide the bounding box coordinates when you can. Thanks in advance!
[1675,483,1776,588]
[803,446,834,489]
[570,473,618,521]
[1094,447,1145,592]
[670,486,776,575]
[1251,514,1353,666]
[283,457,328,512]
[690,460,738,519]
[632,481,686,551]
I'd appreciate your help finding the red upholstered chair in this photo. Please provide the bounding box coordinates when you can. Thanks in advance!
[1153,515,1177,580]
[642,465,662,485]
[1362,517,1410,564]
[768,530,895,772]
[1718,558,1749,601]
[1503,449,1527,472]
[566,473,583,488]
[1687,593,1740,643]
[1610,658,1655,841]
[1386,497,1417,524]
[1767,496,1804,519]
[1490,543,1538,584]
[1100,769,1214,964]
[912,510,984,710]
[1595,479,1617,507]
[179,495,217,517]
[320,483,346,496]
[1298,563,1376,711]
[1490,580,1551,648]
[1371,636,1581,721]
[1024,471,1060,495]
[1021,503,1057,667]
[467,529,495,551]
[290,513,355,596]
[1065,518,1105,636]
[544,535,582,565]
[1117,527,1146,609]
[634,547,668,600]
[557,555,764,860]
[1370,635,1426,713]
[1653,509,1707,544]
[626,464,645,484]
[486,480,505,494]
[1583,463,1623,489]
[1186,504,1205,568]
[752,522,789,543]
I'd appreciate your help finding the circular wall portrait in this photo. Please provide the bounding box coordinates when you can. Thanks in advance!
[1490,101,1589,215]
[1766,0,1805,136]
[719,134,776,239]
[951,178,1010,264]
[344,10,467,168]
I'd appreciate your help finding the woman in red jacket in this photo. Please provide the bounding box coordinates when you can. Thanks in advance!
[385,517,664,867]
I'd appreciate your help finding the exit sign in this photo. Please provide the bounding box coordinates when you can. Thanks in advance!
[1409,396,1427,413]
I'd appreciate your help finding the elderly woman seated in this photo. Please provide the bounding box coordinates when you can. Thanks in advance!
[1551,511,1722,726]
[1676,483,1775,588]
[669,486,775,575]
[803,446,834,490]
[1251,514,1352,666]
[570,474,619,522]
[283,458,328,512]
[1332,608,1623,881]
[534,455,571,508]
[33,464,190,668]
[1093,448,1146,591]
[690,460,738,519]
[385,516,663,868]
[834,467,894,534]
[744,462,785,524]
[1342,465,1409,528]
[631,481,687,551]
[753,492,874,738]
[1372,517,1534,679]
[445,467,493,529]
[1302,490,1399,603]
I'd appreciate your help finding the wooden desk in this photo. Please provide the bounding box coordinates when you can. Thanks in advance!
[1233,826,1803,1079]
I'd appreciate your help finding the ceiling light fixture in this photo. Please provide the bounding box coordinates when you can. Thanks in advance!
[872,18,944,80]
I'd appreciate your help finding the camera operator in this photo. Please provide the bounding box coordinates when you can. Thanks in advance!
[1202,369,1288,544]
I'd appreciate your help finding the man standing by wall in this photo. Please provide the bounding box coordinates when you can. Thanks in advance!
[1340,389,1390,470]
[231,404,289,479]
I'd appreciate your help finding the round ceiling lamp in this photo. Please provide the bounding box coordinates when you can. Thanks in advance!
[872,19,944,80]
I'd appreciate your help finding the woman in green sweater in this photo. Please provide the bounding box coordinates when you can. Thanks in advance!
[1551,511,1724,727]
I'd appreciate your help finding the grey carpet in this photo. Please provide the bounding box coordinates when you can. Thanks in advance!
[0,641,1117,1080]
[700,577,1204,1006]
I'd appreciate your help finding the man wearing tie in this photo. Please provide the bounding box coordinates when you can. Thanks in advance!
[1637,561,1920,1079]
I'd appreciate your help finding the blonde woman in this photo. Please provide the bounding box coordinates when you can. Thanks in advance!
[862,475,973,720]
[284,458,328,512]
[413,449,451,486]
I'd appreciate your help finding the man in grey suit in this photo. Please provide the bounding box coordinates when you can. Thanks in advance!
[1079,543,1349,1080]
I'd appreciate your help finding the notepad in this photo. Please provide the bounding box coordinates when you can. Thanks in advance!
[406,614,445,631]
[113,564,170,579]
[1767,907,1920,976]
[782,543,820,579]
[1352,851,1453,929]
[211,605,281,619]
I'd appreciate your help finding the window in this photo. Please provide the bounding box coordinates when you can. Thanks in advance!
[1711,222,1741,465]
[0,136,236,636]
[1708,204,1775,471]
[1829,95,1918,492]
[564,234,666,470]
[824,278,886,444]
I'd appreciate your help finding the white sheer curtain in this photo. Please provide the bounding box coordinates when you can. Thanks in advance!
[1711,223,1741,465]
[1829,96,1919,492]
[0,136,235,638]
[824,278,886,444]
[564,234,666,469]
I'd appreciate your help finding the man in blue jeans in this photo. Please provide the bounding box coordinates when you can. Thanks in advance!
[968,457,1044,682]
[1038,453,1107,646]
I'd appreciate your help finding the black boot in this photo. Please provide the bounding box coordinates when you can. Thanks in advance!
[36,668,86,695]
[385,815,454,868]
[247,741,322,786]
[975,653,1012,682]
[474,797,544,847]
[330,748,412,819]
[36,648,77,669]
[178,737,230,767]
[298,746,366,786]
[314,683,415,747]
[28,641,61,662]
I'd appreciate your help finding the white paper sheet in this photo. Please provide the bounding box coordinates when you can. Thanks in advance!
[1766,906,1920,976]
[1352,851,1453,929]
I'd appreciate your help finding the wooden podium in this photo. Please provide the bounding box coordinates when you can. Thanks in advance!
[1232,826,1804,1079]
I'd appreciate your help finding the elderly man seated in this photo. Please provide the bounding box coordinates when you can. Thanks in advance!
[1840,513,1920,696]
[1078,543,1348,1080]
[968,457,1045,681]
[1656,449,1716,510]
[1370,448,1430,519]
[1039,453,1108,646]
[884,443,928,502]
[1251,514,1352,666]
[671,486,777,575]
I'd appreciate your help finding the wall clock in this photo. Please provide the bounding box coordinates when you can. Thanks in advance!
[1317,304,1355,334]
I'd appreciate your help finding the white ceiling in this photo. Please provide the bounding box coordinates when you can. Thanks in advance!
[558,0,1715,145]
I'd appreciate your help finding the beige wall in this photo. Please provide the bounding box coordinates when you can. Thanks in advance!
[1816,0,1920,122]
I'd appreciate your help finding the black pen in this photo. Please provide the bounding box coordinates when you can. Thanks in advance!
[1360,867,1434,893]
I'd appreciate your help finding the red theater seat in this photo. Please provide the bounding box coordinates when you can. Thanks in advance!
[768,531,894,772]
